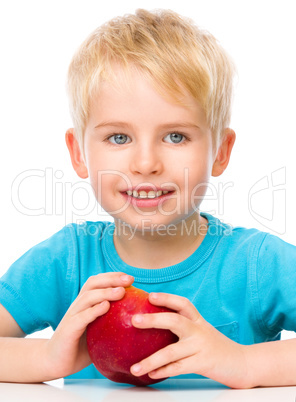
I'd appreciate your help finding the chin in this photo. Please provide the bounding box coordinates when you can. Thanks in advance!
[114,214,192,236]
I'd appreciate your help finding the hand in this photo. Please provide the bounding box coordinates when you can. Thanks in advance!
[44,272,134,379]
[130,293,249,389]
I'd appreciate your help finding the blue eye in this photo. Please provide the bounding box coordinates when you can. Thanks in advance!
[164,132,185,144]
[109,134,131,145]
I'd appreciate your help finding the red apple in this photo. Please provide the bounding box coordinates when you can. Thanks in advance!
[86,286,179,386]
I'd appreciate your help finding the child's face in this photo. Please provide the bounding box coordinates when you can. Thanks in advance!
[67,68,233,231]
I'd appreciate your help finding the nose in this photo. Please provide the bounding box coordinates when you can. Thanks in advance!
[129,141,163,176]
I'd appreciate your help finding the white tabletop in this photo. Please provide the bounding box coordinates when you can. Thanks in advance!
[1,378,296,402]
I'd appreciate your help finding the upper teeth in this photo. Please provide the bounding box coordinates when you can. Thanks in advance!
[126,190,169,199]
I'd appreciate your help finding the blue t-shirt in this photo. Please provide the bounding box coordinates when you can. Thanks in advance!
[1,212,296,379]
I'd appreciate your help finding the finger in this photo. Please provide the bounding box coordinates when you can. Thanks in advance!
[68,300,111,333]
[81,272,134,292]
[132,311,191,339]
[54,299,111,342]
[130,341,192,378]
[148,292,200,322]
[147,355,193,380]
[71,286,126,315]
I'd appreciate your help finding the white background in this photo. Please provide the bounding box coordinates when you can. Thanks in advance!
[0,0,295,341]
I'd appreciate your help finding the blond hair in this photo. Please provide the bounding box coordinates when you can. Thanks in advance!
[67,9,235,151]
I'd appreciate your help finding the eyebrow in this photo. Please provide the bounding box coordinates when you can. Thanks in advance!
[94,121,200,130]
[95,121,132,130]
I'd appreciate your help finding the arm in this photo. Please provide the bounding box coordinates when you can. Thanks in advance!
[0,335,51,383]
[0,272,133,383]
[0,304,52,383]
[244,338,296,387]
[130,292,296,389]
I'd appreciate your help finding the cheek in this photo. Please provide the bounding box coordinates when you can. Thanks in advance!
[190,180,209,209]
[184,158,213,206]
[89,169,132,212]
[90,173,113,200]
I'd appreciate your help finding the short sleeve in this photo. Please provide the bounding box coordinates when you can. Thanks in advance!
[256,234,296,336]
[0,225,78,334]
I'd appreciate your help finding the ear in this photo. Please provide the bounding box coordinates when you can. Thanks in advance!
[65,128,89,179]
[212,128,236,177]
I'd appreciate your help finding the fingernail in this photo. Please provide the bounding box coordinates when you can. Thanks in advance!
[100,300,108,307]
[112,287,122,293]
[150,293,158,299]
[132,363,141,374]
[133,314,143,323]
[121,274,131,283]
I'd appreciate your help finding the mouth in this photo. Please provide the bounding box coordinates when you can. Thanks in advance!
[125,189,171,199]
[121,187,175,208]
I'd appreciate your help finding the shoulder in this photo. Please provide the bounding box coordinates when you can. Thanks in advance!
[256,232,296,280]
[205,212,296,275]
[6,220,114,272]
[65,220,114,238]
[63,220,114,251]
[201,213,296,271]
[202,212,268,252]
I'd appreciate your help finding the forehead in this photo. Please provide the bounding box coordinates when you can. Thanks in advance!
[89,65,207,123]
[85,72,211,140]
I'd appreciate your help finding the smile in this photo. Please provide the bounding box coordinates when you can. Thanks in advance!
[126,190,170,199]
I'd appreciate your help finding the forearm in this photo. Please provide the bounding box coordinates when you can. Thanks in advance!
[245,338,296,388]
[0,337,56,383]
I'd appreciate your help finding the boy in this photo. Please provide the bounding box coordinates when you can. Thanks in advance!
[1,8,296,388]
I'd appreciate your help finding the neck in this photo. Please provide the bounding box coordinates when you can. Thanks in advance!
[113,212,208,269]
